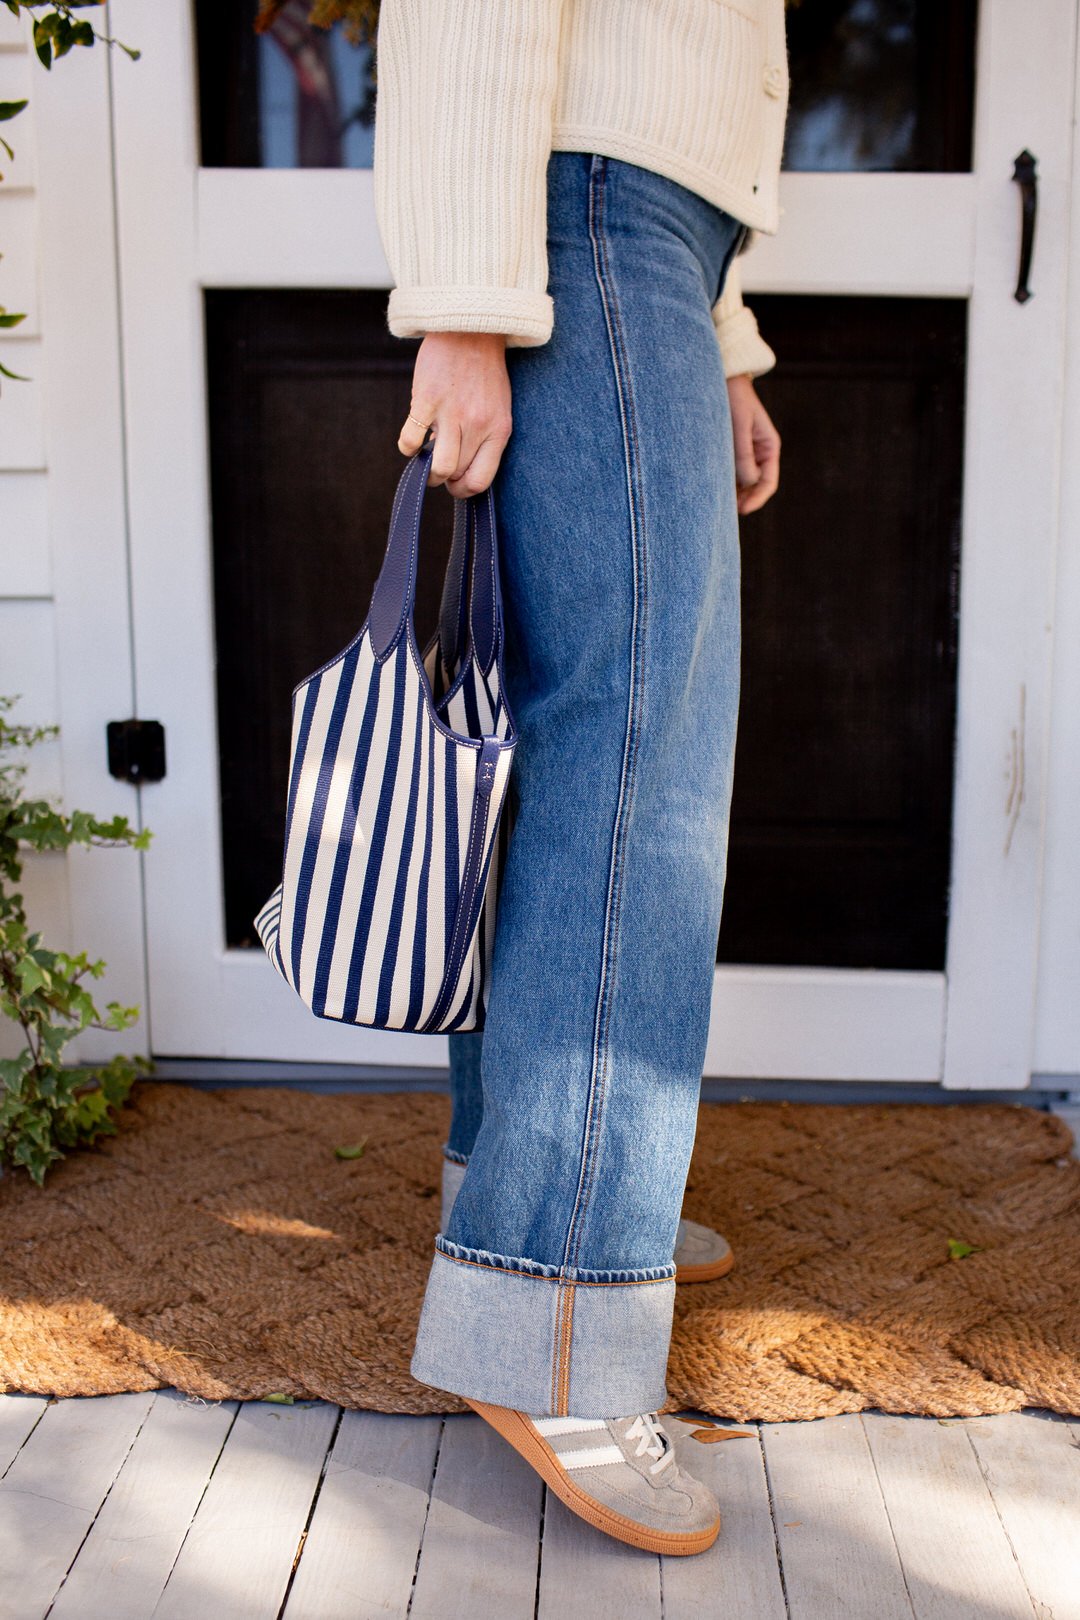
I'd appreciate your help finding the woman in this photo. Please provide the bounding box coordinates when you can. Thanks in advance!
[373,0,787,1557]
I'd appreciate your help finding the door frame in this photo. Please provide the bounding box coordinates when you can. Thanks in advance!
[49,0,1075,1082]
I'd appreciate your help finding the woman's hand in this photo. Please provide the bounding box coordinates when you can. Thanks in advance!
[398,332,513,497]
[727,374,780,515]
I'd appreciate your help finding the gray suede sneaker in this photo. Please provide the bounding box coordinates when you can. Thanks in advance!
[673,1218,735,1282]
[466,1401,721,1555]
[441,1160,735,1284]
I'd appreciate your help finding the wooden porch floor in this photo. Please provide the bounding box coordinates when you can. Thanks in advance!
[3,1101,1078,1619]
[2,1393,1079,1620]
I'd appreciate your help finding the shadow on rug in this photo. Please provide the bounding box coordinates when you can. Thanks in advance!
[1,1085,1078,1420]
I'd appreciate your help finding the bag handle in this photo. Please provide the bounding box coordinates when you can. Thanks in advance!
[369,437,503,673]
[436,497,473,680]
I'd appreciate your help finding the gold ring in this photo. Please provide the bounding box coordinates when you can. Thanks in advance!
[407,412,431,432]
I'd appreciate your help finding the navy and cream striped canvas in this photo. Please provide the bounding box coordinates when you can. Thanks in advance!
[254,442,517,1033]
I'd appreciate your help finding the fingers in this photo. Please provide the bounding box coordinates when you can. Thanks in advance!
[397,403,433,458]
[445,426,512,498]
[739,427,780,514]
[733,423,761,503]
[397,332,513,493]
[728,374,781,516]
[424,418,462,488]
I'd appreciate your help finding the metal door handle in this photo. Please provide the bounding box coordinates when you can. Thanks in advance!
[1012,149,1037,304]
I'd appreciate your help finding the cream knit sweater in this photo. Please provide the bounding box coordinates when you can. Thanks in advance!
[373,0,789,378]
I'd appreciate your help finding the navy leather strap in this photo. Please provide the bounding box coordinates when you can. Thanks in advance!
[369,440,506,674]
[470,490,499,673]
[368,439,434,660]
[437,497,473,675]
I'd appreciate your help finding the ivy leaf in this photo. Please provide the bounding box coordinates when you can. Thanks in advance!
[0,1052,31,1090]
[0,100,29,122]
[17,957,46,995]
[947,1238,980,1260]
[334,1139,368,1161]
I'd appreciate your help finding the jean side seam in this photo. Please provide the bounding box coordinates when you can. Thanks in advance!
[550,157,650,1425]
[558,1283,576,1415]
[559,154,650,1283]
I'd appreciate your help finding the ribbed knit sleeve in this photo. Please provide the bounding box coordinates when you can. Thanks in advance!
[373,0,565,349]
[711,257,776,380]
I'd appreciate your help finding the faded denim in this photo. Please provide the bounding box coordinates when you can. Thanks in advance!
[410,151,745,1416]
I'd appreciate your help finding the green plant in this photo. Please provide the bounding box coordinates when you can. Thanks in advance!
[0,695,152,1183]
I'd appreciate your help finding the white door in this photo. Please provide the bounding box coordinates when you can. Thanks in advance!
[82,0,1073,1082]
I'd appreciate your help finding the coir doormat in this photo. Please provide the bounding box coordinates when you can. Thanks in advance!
[1,1085,1077,1420]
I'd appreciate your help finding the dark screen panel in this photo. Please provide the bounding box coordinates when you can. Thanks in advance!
[206,291,964,969]
[719,295,965,969]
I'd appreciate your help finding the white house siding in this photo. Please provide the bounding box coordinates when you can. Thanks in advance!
[0,9,146,1063]
[0,16,71,1059]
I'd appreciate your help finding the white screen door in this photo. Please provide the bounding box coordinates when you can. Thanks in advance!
[94,0,1074,1084]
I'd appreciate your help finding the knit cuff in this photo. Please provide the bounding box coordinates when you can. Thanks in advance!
[387,286,555,348]
[713,305,777,380]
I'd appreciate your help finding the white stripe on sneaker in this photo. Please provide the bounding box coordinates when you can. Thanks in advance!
[558,1445,625,1470]
[530,1416,608,1437]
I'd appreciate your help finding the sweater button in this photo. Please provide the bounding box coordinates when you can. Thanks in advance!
[763,64,784,98]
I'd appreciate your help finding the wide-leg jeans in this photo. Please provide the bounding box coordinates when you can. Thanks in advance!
[410,150,745,1417]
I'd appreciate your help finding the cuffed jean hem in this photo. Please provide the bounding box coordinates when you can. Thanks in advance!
[410,1245,676,1417]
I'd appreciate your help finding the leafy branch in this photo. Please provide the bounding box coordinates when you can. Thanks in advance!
[0,695,152,1184]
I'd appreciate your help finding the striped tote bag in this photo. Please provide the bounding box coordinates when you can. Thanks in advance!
[253,438,517,1032]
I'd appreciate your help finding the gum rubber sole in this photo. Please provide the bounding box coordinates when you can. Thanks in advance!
[676,1247,736,1284]
[465,1398,721,1556]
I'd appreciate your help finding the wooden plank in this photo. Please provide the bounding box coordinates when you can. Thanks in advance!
[0,6,28,48]
[0,339,44,470]
[283,1411,442,1620]
[661,1418,787,1620]
[0,1394,47,1476]
[862,1413,1034,1619]
[763,1413,913,1620]
[0,1390,156,1620]
[0,195,39,329]
[48,1391,237,1620]
[537,1492,660,1620]
[0,471,51,598]
[965,1410,1080,1620]
[410,1413,543,1620]
[153,1398,339,1620]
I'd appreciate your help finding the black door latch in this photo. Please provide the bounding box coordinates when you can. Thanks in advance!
[107,719,166,784]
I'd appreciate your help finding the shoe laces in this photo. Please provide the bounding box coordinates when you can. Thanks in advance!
[623,1412,675,1475]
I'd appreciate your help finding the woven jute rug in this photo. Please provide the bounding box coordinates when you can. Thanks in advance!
[1,1084,1078,1420]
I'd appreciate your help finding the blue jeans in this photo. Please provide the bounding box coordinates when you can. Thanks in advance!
[410,151,745,1417]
